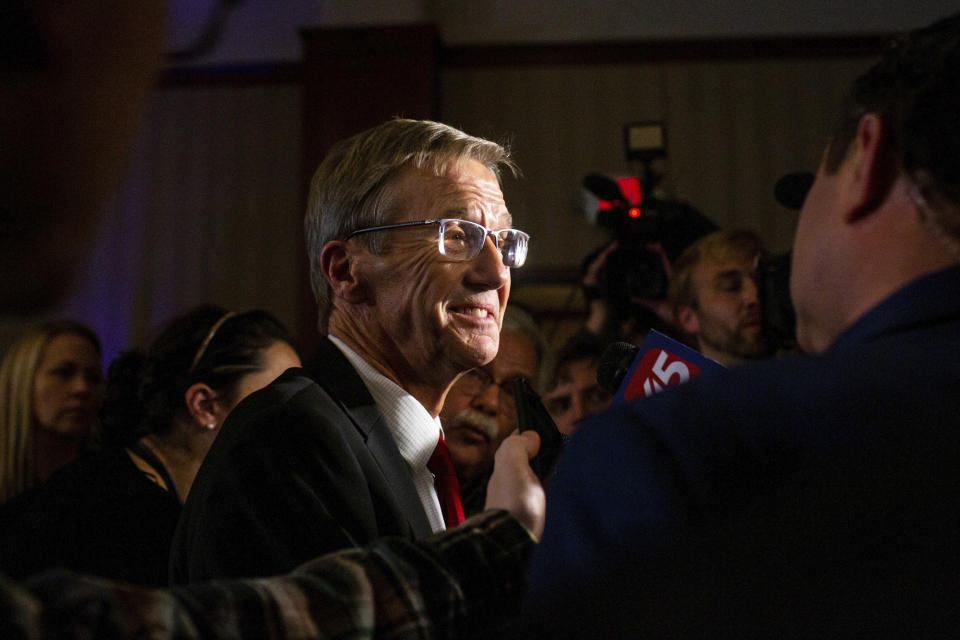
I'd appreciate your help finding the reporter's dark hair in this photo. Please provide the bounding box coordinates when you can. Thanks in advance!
[100,305,294,445]
[825,13,960,225]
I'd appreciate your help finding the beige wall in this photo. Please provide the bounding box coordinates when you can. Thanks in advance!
[442,54,873,268]
[41,83,303,361]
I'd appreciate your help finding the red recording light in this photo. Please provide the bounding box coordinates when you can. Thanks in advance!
[618,177,642,206]
[591,175,643,213]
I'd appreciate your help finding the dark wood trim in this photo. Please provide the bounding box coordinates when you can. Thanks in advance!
[158,62,302,87]
[156,33,890,87]
[442,33,891,68]
[299,23,441,56]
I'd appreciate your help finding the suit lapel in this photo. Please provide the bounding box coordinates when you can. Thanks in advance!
[364,414,434,538]
[306,338,434,538]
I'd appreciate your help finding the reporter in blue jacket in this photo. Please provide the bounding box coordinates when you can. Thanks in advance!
[525,13,960,638]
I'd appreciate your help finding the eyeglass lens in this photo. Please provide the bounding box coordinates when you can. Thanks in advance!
[461,369,519,399]
[440,219,528,267]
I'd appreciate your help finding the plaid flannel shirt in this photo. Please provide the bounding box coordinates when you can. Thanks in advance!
[0,510,533,639]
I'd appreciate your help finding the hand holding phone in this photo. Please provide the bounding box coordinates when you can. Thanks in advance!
[512,376,564,481]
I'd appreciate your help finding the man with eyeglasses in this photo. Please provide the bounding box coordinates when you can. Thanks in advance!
[441,306,546,515]
[0,6,543,630]
[171,119,542,585]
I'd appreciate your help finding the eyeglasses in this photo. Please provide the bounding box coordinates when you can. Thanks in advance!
[345,218,529,268]
[457,368,526,413]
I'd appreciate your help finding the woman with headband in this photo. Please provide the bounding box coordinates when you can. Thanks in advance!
[0,305,300,586]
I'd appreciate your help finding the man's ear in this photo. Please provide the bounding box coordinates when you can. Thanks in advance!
[676,305,700,336]
[320,240,366,304]
[184,383,219,431]
[845,113,899,222]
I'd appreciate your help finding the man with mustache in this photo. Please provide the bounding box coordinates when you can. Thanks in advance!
[172,118,535,583]
[441,306,545,515]
[668,229,772,366]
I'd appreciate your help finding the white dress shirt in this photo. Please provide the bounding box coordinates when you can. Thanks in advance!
[328,335,446,532]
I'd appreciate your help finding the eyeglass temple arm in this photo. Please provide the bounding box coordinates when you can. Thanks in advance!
[345,219,444,240]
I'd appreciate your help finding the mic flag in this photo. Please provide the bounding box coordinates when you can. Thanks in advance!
[603,330,725,406]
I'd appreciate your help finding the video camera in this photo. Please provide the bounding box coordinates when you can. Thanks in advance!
[582,122,717,304]
[583,173,717,302]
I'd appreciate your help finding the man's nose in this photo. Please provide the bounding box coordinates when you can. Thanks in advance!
[466,236,509,290]
[569,393,586,423]
[470,382,500,416]
[742,276,760,306]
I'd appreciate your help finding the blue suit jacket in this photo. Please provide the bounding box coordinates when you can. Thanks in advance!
[525,265,960,638]
[169,338,433,584]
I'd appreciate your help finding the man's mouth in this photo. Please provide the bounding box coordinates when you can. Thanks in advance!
[741,313,762,328]
[450,409,498,442]
[449,303,495,321]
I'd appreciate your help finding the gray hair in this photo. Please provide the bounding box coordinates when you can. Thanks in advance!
[304,118,516,332]
[500,306,549,393]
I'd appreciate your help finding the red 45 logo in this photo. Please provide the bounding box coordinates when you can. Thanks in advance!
[624,349,702,401]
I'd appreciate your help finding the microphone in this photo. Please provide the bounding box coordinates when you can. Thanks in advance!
[598,331,726,405]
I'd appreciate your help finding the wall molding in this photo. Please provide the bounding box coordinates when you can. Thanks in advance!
[159,62,303,86]
[159,32,889,86]
[444,34,890,67]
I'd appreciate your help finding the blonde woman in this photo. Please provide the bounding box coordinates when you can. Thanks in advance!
[0,320,103,504]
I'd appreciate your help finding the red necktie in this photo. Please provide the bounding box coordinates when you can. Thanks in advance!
[427,434,465,528]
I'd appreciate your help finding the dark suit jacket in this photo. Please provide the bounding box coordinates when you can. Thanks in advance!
[169,338,433,584]
[524,265,960,638]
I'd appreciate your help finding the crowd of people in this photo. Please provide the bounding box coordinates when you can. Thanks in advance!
[0,306,299,586]
[1,2,959,637]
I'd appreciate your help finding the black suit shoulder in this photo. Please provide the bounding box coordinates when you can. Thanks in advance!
[170,366,426,583]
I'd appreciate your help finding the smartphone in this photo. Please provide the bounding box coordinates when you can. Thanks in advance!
[512,376,564,481]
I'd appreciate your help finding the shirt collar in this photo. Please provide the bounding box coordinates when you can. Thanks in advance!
[328,335,441,470]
